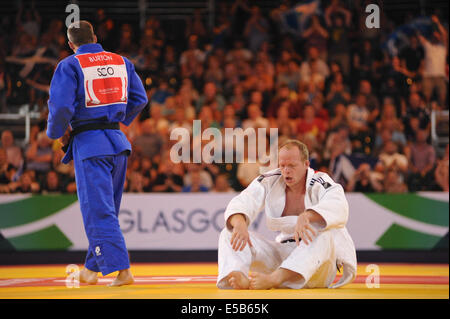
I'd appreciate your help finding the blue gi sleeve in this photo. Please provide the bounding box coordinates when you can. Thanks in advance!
[122,58,148,126]
[46,61,77,139]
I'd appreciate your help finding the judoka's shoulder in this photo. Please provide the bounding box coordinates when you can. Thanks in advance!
[309,169,338,189]
[55,54,78,71]
[257,168,282,183]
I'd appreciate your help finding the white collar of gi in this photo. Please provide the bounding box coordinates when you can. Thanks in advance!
[305,167,316,188]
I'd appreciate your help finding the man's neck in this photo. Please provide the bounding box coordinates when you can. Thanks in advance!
[286,179,306,194]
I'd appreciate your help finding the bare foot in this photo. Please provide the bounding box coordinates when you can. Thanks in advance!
[227,271,250,289]
[108,269,134,287]
[249,272,276,290]
[72,267,98,285]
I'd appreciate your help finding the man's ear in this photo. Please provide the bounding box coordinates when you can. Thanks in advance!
[68,41,75,51]
[93,35,97,43]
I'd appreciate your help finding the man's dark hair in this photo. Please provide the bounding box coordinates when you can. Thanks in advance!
[67,20,95,46]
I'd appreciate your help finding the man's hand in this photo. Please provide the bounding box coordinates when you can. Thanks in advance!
[58,128,72,147]
[294,210,322,246]
[229,214,253,251]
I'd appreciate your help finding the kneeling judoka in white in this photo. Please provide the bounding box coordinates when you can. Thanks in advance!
[217,140,357,289]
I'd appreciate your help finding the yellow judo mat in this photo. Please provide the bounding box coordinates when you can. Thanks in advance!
[0,262,448,299]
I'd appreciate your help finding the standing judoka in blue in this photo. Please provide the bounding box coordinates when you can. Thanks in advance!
[46,21,148,286]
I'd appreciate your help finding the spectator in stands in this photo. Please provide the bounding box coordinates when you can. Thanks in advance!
[323,124,352,162]
[299,46,330,88]
[325,1,352,75]
[383,169,408,193]
[243,6,270,53]
[185,8,207,41]
[399,35,424,81]
[41,170,65,194]
[242,103,269,130]
[405,129,436,191]
[182,169,209,192]
[417,15,448,107]
[195,82,227,113]
[328,102,348,131]
[0,130,23,169]
[347,94,370,134]
[133,119,164,159]
[346,163,382,193]
[375,101,407,149]
[0,148,14,193]
[296,104,327,144]
[25,131,52,181]
[403,92,430,140]
[126,170,145,193]
[180,34,206,78]
[8,170,40,193]
[212,173,233,192]
[434,144,449,192]
[302,15,329,61]
[325,72,351,110]
[378,140,409,174]
[152,160,184,192]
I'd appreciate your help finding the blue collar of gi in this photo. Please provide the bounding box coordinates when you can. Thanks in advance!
[76,43,104,54]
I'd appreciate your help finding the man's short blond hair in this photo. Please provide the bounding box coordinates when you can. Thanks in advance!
[278,139,309,161]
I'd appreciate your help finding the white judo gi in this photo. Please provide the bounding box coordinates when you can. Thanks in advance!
[217,167,357,289]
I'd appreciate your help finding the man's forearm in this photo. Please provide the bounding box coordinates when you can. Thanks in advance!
[227,213,247,229]
[304,209,326,226]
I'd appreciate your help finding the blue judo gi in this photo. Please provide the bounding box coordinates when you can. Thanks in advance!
[46,43,148,275]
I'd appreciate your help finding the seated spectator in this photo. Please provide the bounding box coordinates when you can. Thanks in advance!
[182,170,209,192]
[375,102,407,149]
[25,131,53,182]
[127,170,145,193]
[1,130,24,169]
[378,140,409,174]
[383,169,408,193]
[9,170,40,193]
[434,144,449,192]
[0,148,15,193]
[266,84,292,119]
[296,104,327,144]
[346,163,382,193]
[195,82,226,113]
[323,124,352,162]
[325,72,351,109]
[358,79,380,124]
[152,161,184,192]
[183,163,213,190]
[299,47,330,87]
[41,170,65,193]
[133,119,164,159]
[347,94,370,134]
[211,173,234,193]
[180,34,206,78]
[328,103,348,131]
[405,129,436,191]
[242,103,269,130]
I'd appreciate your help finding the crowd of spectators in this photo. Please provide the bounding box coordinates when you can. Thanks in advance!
[0,0,448,195]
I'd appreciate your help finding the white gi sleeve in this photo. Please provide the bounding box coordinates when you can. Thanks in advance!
[223,177,266,230]
[307,173,349,230]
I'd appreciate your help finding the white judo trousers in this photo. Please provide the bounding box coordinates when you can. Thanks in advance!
[217,228,338,289]
[216,167,357,289]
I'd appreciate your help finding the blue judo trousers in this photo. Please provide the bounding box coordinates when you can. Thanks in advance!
[46,43,148,275]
